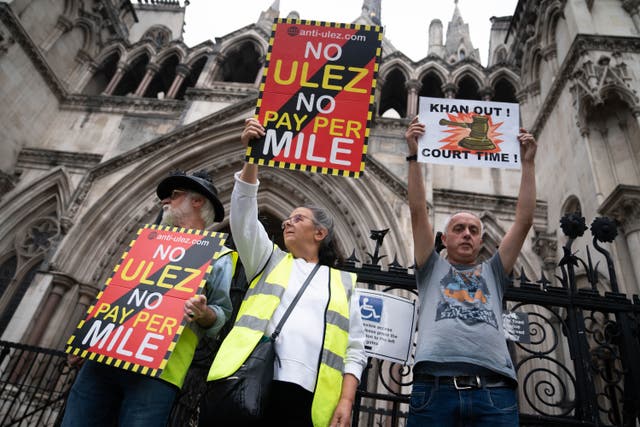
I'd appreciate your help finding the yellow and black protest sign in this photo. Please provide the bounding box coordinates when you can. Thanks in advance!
[66,225,226,377]
[247,18,383,178]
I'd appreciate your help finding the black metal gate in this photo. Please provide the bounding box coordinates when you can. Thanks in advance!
[340,213,640,427]
[0,213,638,426]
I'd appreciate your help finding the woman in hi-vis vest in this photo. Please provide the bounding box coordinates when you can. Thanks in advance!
[208,118,367,427]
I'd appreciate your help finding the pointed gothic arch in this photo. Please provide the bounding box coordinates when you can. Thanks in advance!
[418,65,448,99]
[540,1,565,47]
[92,42,127,67]
[83,49,121,95]
[53,116,410,287]
[581,92,640,195]
[416,62,448,84]
[113,50,150,96]
[0,168,71,339]
[73,17,96,53]
[0,168,71,247]
[492,77,518,103]
[213,37,264,84]
[153,45,187,67]
[378,67,408,117]
[561,195,582,216]
[378,59,412,83]
[488,68,519,91]
[143,52,180,98]
[493,46,508,65]
[454,73,482,100]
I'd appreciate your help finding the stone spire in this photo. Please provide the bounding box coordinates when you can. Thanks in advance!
[258,0,280,31]
[361,0,381,25]
[428,19,445,57]
[443,0,480,63]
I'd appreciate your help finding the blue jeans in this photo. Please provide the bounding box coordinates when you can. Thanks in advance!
[407,381,519,427]
[61,361,178,427]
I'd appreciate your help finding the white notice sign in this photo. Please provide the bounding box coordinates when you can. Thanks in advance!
[356,289,417,364]
[503,311,531,343]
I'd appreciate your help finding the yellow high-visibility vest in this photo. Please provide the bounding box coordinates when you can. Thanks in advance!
[207,249,356,427]
[160,248,237,388]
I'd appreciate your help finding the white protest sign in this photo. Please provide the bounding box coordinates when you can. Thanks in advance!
[356,288,417,364]
[417,97,520,169]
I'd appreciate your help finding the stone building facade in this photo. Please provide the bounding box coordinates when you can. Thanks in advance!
[0,0,637,371]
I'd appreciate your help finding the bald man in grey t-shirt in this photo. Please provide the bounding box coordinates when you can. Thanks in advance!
[404,116,538,426]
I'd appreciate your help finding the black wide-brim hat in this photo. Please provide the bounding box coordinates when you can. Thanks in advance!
[156,170,224,222]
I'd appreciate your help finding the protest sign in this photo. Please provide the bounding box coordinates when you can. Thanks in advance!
[418,97,521,169]
[66,225,227,377]
[356,288,417,364]
[247,19,383,178]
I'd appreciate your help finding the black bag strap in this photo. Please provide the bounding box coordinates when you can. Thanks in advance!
[270,263,321,341]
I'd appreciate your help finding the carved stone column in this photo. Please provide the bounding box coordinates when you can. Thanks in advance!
[405,79,422,117]
[631,108,640,134]
[166,63,190,99]
[134,63,160,97]
[103,63,129,95]
[374,74,385,116]
[254,55,266,86]
[25,281,68,346]
[623,0,640,32]
[40,15,72,52]
[442,82,457,99]
[210,53,227,83]
[479,86,494,101]
[73,59,99,93]
[532,230,558,277]
[542,43,558,75]
[598,185,640,288]
[67,49,93,89]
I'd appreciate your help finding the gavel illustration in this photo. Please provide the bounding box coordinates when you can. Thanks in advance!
[438,115,496,150]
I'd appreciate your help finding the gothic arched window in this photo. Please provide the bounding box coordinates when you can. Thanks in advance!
[378,68,407,118]
[217,41,261,83]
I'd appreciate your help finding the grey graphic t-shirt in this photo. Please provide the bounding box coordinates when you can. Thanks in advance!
[414,250,516,380]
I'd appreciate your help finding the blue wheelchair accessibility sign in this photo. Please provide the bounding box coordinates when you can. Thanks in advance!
[359,295,383,323]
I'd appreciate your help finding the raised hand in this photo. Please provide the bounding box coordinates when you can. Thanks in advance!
[405,116,425,156]
[517,128,537,164]
[241,118,265,147]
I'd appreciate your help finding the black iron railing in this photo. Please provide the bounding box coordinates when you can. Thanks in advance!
[1,213,638,427]
[0,340,77,426]
[339,214,640,427]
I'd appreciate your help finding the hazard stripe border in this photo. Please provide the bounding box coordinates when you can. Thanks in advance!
[250,18,383,179]
[65,225,227,378]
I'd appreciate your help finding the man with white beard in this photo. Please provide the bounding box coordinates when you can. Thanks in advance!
[62,170,235,427]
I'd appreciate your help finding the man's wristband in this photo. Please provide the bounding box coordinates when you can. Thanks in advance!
[406,154,418,162]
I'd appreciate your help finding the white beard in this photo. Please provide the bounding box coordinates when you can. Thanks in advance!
[160,197,190,227]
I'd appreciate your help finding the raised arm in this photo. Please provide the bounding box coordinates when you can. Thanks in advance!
[230,118,272,279]
[238,118,264,184]
[498,128,537,275]
[406,116,434,268]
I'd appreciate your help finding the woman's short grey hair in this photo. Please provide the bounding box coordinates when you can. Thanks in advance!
[304,205,342,266]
